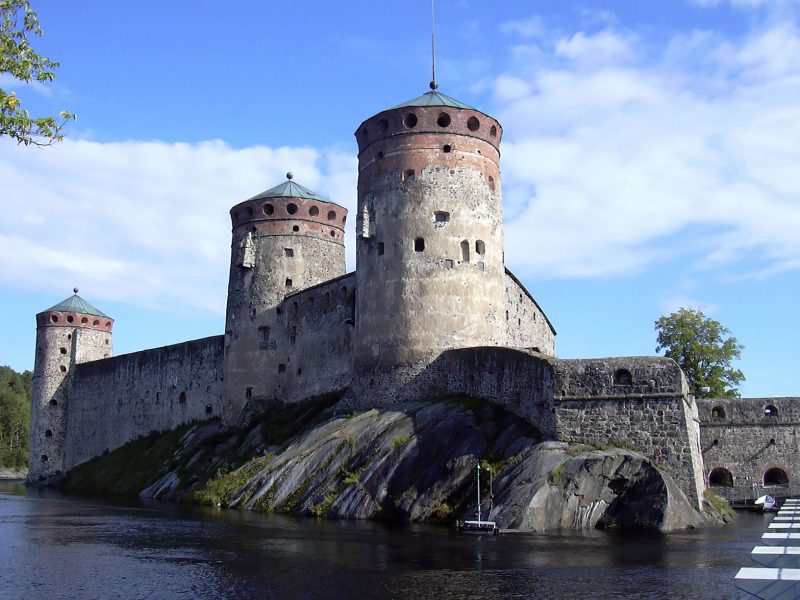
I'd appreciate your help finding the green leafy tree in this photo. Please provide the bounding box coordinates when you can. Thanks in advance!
[655,307,745,398]
[1,0,74,145]
[0,365,32,467]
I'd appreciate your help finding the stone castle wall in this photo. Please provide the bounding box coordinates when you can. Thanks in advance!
[61,335,224,472]
[698,397,800,500]
[551,357,704,503]
[503,270,555,355]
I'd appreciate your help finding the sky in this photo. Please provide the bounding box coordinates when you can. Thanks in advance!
[1,0,799,398]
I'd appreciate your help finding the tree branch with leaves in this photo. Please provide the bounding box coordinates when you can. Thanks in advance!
[1,0,74,146]
[655,307,745,398]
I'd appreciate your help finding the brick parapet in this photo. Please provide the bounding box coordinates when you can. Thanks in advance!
[230,196,347,245]
[36,310,113,332]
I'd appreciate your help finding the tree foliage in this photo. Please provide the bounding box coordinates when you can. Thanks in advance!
[1,0,74,145]
[0,365,32,467]
[655,307,745,398]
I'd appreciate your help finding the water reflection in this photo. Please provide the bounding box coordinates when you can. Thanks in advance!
[0,480,769,599]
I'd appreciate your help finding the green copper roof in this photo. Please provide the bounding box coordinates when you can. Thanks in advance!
[44,291,109,318]
[246,173,330,203]
[391,90,475,110]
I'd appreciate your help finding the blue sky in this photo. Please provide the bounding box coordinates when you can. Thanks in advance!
[1,0,799,397]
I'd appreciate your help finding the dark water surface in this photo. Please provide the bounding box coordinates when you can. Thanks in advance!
[0,480,766,599]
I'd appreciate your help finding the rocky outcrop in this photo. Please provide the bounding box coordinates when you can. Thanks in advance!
[134,398,711,532]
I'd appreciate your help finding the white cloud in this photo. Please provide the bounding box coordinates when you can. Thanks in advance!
[0,139,357,315]
[495,21,800,282]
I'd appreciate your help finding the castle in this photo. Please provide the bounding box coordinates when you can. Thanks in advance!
[28,85,799,508]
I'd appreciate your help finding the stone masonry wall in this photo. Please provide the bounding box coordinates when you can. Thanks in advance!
[552,357,705,503]
[62,335,224,471]
[503,269,556,356]
[698,397,800,499]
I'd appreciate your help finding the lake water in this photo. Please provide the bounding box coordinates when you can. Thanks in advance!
[0,479,768,599]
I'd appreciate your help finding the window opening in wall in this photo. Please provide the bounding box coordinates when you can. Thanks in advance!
[59,347,67,354]
[414,238,425,253]
[49,399,57,406]
[437,112,451,127]
[93,320,99,327]
[66,315,74,323]
[467,116,480,131]
[708,467,733,487]
[293,225,300,232]
[764,467,789,485]
[45,429,53,438]
[404,169,415,181]
[613,369,633,386]
[461,240,470,262]
[488,176,496,191]
[264,203,275,216]
[41,455,48,462]
[179,391,187,403]
[259,326,271,349]
[59,365,66,373]
[330,230,336,237]
[506,311,509,320]
[490,125,497,137]
[444,259,454,269]
[246,387,253,399]
[403,112,417,128]
[328,210,336,221]
[287,203,298,215]
[376,151,384,160]
[434,211,450,223]
[246,205,254,218]
[378,242,385,256]
[284,248,294,257]
[81,317,88,324]
[285,278,293,288]
[297,367,302,376]
[278,364,286,373]
[309,205,319,216]
[50,314,58,323]
[711,406,725,418]
[443,144,451,153]
[765,405,778,417]
[378,118,389,133]
[475,240,485,255]
[290,326,297,344]
[478,262,485,271]
[67,334,71,340]
[205,405,213,415]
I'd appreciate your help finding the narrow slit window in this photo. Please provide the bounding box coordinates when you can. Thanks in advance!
[476,240,486,255]
[414,238,425,253]
[285,278,293,288]
[404,169,416,181]
[378,242,385,256]
[461,240,470,262]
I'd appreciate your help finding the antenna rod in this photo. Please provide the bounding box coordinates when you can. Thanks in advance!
[430,0,438,90]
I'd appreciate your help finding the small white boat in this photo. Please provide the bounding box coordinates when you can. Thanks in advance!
[755,495,778,512]
[458,462,498,535]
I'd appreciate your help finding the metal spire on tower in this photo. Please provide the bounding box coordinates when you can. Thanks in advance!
[430,0,438,90]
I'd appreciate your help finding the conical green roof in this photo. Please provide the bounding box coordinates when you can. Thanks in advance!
[44,292,109,318]
[391,90,475,110]
[246,174,329,203]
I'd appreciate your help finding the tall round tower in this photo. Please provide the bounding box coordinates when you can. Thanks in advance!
[353,87,506,402]
[29,290,113,482]
[223,174,347,423]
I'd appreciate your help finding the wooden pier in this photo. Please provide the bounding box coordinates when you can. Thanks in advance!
[736,499,800,598]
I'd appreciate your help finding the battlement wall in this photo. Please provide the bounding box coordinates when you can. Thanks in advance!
[62,335,224,471]
[552,357,704,503]
[503,269,556,356]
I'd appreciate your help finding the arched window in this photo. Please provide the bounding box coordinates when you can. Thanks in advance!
[461,240,470,262]
[765,405,778,417]
[613,369,632,386]
[764,467,789,486]
[711,406,726,418]
[708,467,734,487]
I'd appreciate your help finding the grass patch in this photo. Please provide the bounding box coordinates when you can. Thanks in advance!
[194,454,272,507]
[62,423,196,497]
[549,463,566,488]
[703,488,735,520]
[257,390,344,448]
[390,434,410,451]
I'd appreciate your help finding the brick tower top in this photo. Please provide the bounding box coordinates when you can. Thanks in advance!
[35,289,114,332]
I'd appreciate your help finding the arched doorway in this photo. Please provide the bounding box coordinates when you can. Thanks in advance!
[708,467,734,487]
[764,467,789,486]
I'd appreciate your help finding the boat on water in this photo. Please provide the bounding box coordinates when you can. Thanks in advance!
[754,494,779,512]
[457,462,498,535]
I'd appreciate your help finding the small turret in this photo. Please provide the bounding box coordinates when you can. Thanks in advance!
[29,289,113,482]
[222,174,347,424]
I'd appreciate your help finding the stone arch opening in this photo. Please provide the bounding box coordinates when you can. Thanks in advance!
[490,125,497,137]
[81,317,88,324]
[93,319,99,326]
[765,405,778,417]
[328,210,336,221]
[475,240,486,255]
[764,467,789,486]
[461,240,470,262]
[711,406,726,418]
[613,368,632,386]
[708,467,733,487]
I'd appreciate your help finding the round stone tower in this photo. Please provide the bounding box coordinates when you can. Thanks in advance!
[29,290,113,482]
[223,174,347,423]
[353,87,506,402]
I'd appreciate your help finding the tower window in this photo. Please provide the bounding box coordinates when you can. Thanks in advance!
[246,205,254,218]
[435,211,450,223]
[711,406,725,418]
[309,205,319,216]
[50,314,58,323]
[404,169,415,181]
[614,369,633,386]
[414,238,425,253]
[378,118,389,133]
[284,248,294,257]
[81,317,88,324]
[376,151,384,160]
[378,242,385,256]
[475,240,486,255]
[264,203,275,216]
[765,405,779,417]
[93,319,99,326]
[443,144,452,153]
[66,315,74,323]
[328,210,336,221]
[278,364,286,373]
[285,278,293,288]
[246,387,253,399]
[488,176,496,191]
[205,405,213,415]
[179,391,187,403]
[490,125,497,137]
[59,347,67,354]
[437,112,451,127]
[467,116,480,131]
[293,225,299,232]
[45,429,53,438]
[59,365,66,373]
[41,455,48,462]
[403,112,418,128]
[287,203,298,215]
[49,399,57,406]
[445,259,454,269]
[461,240,470,262]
